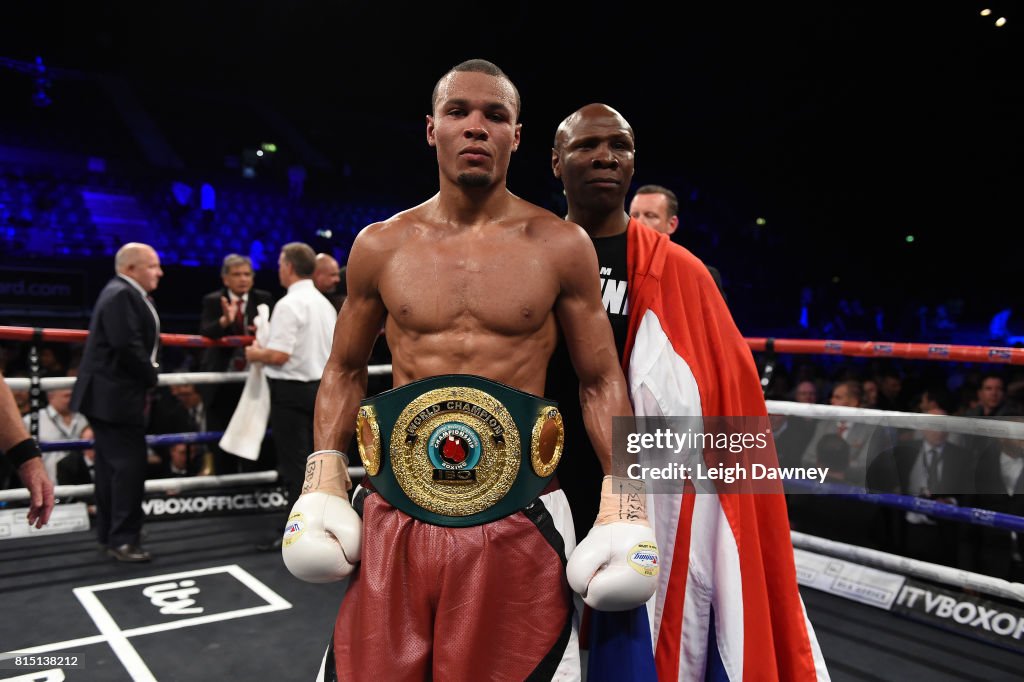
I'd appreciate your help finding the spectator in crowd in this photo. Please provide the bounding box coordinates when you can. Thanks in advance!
[861,378,879,409]
[966,373,1009,417]
[148,383,211,476]
[965,413,1024,581]
[312,253,344,311]
[199,254,274,474]
[628,184,679,234]
[870,408,972,567]
[57,424,96,486]
[24,381,89,481]
[876,370,904,411]
[794,380,818,404]
[629,184,724,297]
[790,435,883,550]
[817,433,855,484]
[771,412,816,469]
[801,380,891,485]
[163,443,197,478]
[38,346,67,375]
[245,242,336,551]
[918,385,954,414]
[70,242,162,563]
[9,374,30,416]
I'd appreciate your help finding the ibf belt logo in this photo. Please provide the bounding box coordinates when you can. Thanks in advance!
[427,421,482,483]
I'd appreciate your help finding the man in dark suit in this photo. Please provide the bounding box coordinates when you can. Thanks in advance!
[70,242,162,562]
[869,408,974,566]
[966,414,1024,581]
[57,425,96,486]
[199,254,273,474]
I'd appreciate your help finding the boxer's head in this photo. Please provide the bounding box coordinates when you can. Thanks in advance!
[428,59,521,190]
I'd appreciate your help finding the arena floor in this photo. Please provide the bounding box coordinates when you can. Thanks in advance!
[0,514,1020,681]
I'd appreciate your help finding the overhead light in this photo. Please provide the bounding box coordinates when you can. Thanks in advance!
[905,235,915,243]
[256,149,264,157]
[980,9,992,16]
[995,16,1007,27]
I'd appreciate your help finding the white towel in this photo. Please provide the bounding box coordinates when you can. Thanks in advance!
[219,303,271,461]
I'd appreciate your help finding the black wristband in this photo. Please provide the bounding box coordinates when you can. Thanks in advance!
[5,437,42,469]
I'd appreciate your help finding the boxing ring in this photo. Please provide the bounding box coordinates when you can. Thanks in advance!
[1,326,1023,680]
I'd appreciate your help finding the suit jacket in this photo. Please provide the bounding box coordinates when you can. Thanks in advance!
[800,417,891,485]
[57,452,95,486]
[71,276,159,425]
[965,448,1024,578]
[869,440,974,497]
[199,287,274,372]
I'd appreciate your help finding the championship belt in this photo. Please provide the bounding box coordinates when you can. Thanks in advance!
[355,374,564,527]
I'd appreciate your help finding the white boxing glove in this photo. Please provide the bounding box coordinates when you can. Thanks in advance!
[566,476,659,612]
[282,450,362,583]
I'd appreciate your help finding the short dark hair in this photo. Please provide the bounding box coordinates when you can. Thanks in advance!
[635,184,679,217]
[281,242,316,277]
[835,380,863,404]
[431,59,521,119]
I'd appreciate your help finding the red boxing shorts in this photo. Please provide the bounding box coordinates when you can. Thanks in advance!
[318,487,580,681]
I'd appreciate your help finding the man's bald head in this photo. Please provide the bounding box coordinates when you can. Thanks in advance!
[115,242,163,293]
[553,103,635,151]
[313,253,342,294]
[551,103,636,233]
[115,243,156,272]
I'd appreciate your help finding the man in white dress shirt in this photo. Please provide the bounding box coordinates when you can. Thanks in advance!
[25,382,89,481]
[245,242,336,549]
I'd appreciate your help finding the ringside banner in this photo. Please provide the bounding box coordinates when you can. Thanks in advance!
[893,579,1024,652]
[141,485,290,520]
[0,267,87,309]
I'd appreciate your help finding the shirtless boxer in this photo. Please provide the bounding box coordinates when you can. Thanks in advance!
[279,61,659,681]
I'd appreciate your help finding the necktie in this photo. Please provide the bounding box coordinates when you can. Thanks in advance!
[234,298,246,334]
[231,298,248,370]
[926,447,941,494]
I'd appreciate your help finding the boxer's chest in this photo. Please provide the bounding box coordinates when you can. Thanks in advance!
[381,237,558,336]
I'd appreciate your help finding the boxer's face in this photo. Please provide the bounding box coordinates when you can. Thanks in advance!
[427,71,521,189]
[553,107,635,212]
